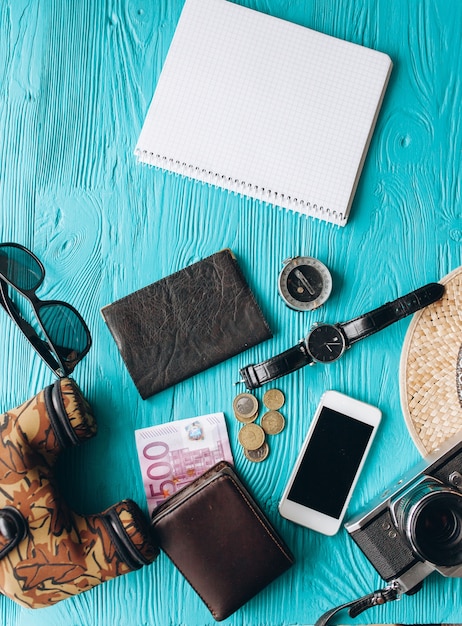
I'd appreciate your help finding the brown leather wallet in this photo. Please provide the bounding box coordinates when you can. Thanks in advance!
[101,249,272,399]
[151,461,294,621]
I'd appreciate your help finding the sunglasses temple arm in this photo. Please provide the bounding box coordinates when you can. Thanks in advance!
[28,335,67,374]
[0,285,10,312]
[0,284,65,376]
[8,314,63,373]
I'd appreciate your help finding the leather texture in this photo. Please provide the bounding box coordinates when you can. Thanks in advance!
[240,341,311,389]
[151,461,294,621]
[101,249,272,399]
[340,282,444,345]
[240,282,444,389]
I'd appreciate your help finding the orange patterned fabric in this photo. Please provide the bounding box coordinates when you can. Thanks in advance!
[0,378,158,608]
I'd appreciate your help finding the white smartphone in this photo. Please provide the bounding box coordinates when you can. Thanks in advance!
[278,390,381,536]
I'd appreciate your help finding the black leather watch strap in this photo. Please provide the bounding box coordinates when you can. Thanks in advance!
[239,341,312,389]
[339,282,444,346]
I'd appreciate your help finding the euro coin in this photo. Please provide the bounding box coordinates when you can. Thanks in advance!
[238,423,265,450]
[261,410,285,435]
[244,442,269,463]
[233,392,259,423]
[263,388,285,410]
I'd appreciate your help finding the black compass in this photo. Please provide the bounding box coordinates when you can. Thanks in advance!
[278,256,332,311]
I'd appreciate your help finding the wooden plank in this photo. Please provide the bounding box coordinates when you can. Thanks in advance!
[0,0,461,624]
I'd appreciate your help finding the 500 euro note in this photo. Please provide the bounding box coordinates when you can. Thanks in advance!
[135,412,233,513]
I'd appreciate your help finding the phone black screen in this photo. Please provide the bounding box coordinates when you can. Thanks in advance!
[287,406,374,519]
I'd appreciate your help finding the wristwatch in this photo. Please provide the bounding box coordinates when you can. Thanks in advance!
[239,282,445,389]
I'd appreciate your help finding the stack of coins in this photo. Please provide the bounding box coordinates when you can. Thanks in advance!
[261,388,285,436]
[232,389,286,463]
[232,393,258,424]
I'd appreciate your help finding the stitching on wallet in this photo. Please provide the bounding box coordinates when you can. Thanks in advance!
[153,472,293,573]
[223,475,294,561]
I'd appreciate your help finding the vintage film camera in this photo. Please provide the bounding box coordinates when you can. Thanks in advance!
[345,432,462,593]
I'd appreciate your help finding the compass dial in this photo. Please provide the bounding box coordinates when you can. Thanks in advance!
[278,256,332,311]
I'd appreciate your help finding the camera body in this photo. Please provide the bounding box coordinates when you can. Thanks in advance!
[345,432,462,593]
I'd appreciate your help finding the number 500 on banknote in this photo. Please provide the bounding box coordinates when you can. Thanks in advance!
[135,412,234,514]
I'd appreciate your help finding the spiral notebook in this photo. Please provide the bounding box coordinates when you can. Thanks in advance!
[135,0,392,226]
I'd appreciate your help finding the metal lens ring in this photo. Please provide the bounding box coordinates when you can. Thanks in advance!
[413,494,462,566]
[395,477,462,567]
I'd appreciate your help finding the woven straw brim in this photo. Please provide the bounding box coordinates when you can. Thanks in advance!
[400,266,462,457]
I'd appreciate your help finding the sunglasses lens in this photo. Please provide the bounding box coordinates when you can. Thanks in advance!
[38,303,90,367]
[0,246,43,291]
[2,282,43,335]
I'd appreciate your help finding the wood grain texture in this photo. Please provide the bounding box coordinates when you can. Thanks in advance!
[0,0,461,624]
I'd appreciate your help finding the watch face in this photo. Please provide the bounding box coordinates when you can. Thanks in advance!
[306,324,346,363]
[278,257,332,311]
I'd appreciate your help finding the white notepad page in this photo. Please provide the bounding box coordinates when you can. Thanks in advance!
[135,0,392,226]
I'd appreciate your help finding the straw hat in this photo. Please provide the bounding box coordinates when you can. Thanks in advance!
[400,266,462,457]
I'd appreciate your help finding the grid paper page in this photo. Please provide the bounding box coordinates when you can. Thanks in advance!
[135,0,392,226]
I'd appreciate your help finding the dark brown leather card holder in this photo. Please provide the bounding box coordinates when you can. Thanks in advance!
[150,461,294,621]
[101,249,272,399]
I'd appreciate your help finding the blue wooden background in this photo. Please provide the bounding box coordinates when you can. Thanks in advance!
[1,0,461,624]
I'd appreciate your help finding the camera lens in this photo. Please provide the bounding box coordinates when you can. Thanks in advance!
[394,477,462,567]
[413,495,462,565]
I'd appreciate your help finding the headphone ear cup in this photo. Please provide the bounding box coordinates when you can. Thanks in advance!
[0,507,28,559]
[102,500,159,570]
[46,378,97,449]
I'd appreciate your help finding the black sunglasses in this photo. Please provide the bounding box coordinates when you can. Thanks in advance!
[0,243,92,377]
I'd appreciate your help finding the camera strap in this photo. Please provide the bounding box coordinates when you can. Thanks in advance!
[314,582,402,626]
